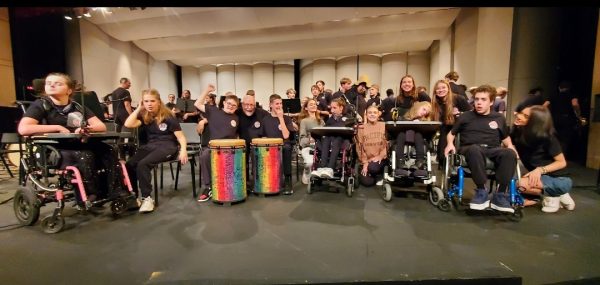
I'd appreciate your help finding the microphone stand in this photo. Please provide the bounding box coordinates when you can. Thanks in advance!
[79,91,90,143]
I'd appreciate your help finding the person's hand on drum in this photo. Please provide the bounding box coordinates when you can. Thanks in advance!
[179,149,188,165]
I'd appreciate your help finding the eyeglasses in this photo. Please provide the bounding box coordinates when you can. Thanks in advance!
[225,101,238,108]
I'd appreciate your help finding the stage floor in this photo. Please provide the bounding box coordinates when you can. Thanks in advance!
[0,164,599,285]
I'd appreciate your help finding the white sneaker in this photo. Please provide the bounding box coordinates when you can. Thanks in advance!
[302,168,310,185]
[376,179,384,186]
[541,196,560,213]
[321,168,334,179]
[311,168,323,177]
[139,196,155,213]
[559,193,575,210]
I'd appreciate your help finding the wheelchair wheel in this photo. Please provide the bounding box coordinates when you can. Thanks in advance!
[381,183,392,202]
[508,208,524,222]
[110,198,128,215]
[13,187,41,226]
[41,215,65,234]
[428,185,443,206]
[437,198,452,212]
[346,177,354,197]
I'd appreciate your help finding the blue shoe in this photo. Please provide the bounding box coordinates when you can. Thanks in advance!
[469,188,490,210]
[491,192,515,213]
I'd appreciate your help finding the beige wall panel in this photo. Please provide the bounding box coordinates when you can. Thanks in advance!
[475,8,513,92]
[198,65,217,95]
[299,61,314,100]
[312,58,336,94]
[252,63,274,108]
[148,57,178,102]
[274,64,294,98]
[381,53,407,96]
[234,64,253,97]
[407,52,430,92]
[587,9,600,169]
[358,55,382,88]
[453,8,478,88]
[336,56,358,87]
[181,66,200,100]
[217,64,235,97]
[0,7,15,107]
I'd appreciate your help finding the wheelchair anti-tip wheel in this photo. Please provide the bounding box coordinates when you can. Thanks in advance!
[437,198,452,212]
[307,178,313,194]
[41,215,65,234]
[346,177,354,197]
[13,187,41,226]
[428,185,443,206]
[381,183,392,202]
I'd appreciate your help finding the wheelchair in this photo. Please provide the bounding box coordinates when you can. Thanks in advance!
[379,121,444,204]
[306,126,359,197]
[13,132,137,233]
[436,146,525,222]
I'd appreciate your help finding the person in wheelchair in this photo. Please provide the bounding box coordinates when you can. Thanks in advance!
[444,85,519,213]
[124,89,188,213]
[356,105,387,186]
[311,98,356,178]
[17,72,123,205]
[393,101,432,178]
[298,98,325,184]
[511,105,575,213]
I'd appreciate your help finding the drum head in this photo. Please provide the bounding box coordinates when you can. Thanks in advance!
[209,139,246,148]
[251,138,283,146]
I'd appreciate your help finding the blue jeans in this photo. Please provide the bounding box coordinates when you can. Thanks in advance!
[541,175,572,197]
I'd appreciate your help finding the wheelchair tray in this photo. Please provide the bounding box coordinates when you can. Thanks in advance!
[385,121,441,137]
[309,127,354,139]
[31,132,123,141]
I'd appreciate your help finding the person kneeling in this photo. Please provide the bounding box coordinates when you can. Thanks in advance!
[356,105,387,186]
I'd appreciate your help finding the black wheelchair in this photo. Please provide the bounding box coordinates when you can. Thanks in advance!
[379,121,444,204]
[13,132,138,233]
[306,126,359,197]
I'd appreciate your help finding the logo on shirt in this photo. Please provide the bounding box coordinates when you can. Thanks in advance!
[159,123,167,131]
[231,120,237,127]
[254,121,261,128]
[488,121,498,129]
[278,124,282,131]
[342,117,347,122]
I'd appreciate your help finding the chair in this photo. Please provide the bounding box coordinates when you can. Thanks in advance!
[1,133,23,178]
[152,123,201,206]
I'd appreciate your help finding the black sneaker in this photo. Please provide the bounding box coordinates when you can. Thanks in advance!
[394,168,410,178]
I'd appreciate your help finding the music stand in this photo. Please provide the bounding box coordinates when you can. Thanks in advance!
[72,91,105,119]
[282,98,301,114]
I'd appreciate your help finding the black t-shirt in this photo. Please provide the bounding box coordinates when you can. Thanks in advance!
[111,87,131,125]
[325,114,355,127]
[24,98,96,132]
[356,94,381,118]
[138,114,181,147]
[450,82,468,100]
[380,92,431,121]
[259,114,295,141]
[205,104,239,140]
[237,108,269,144]
[165,102,176,110]
[549,91,577,122]
[511,128,568,176]
[451,110,508,147]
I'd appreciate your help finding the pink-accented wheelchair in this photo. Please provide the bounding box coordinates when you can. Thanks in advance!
[13,132,137,233]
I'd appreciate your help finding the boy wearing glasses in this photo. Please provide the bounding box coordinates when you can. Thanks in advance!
[194,84,240,202]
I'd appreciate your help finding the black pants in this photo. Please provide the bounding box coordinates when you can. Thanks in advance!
[395,130,425,161]
[200,148,211,189]
[459,145,516,192]
[59,142,123,199]
[126,142,178,198]
[319,136,344,169]
[437,125,451,168]
[359,161,386,186]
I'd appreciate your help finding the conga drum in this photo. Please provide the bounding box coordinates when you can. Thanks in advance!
[251,138,283,194]
[209,139,247,203]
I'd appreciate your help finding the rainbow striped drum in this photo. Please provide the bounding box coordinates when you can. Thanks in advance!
[251,138,283,194]
[209,139,247,203]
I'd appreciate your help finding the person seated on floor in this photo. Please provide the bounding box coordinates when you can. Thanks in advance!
[194,84,240,202]
[17,72,123,205]
[298,98,325,184]
[511,105,575,213]
[257,94,296,195]
[393,101,432,178]
[355,105,387,187]
[311,98,356,178]
[124,89,188,213]
[444,84,519,213]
